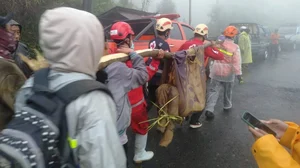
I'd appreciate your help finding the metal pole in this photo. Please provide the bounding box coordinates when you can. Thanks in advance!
[189,0,192,25]
[82,0,92,12]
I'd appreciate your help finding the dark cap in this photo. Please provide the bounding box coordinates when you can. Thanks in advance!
[0,13,13,26]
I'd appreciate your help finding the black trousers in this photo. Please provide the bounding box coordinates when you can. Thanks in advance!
[271,44,279,57]
[189,111,203,124]
[123,143,129,167]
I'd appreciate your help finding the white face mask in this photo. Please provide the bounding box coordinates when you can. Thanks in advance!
[130,41,135,50]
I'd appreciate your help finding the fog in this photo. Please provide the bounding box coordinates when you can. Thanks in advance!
[129,0,300,35]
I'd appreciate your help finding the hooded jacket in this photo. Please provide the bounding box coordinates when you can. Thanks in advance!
[238,31,253,64]
[8,20,33,77]
[14,7,126,168]
[252,122,300,168]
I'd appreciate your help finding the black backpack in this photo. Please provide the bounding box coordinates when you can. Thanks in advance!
[0,68,112,168]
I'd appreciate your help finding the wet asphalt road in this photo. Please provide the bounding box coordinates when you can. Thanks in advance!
[127,50,300,168]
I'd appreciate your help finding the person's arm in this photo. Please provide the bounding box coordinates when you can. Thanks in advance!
[147,58,160,81]
[204,46,224,60]
[280,122,299,148]
[178,42,187,51]
[71,91,127,168]
[232,47,242,75]
[252,135,300,168]
[118,52,148,92]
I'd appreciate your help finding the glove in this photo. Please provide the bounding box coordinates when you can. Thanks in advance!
[237,75,244,84]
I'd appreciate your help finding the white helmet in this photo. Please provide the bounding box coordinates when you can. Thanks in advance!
[194,24,209,36]
[156,18,173,32]
[240,26,247,30]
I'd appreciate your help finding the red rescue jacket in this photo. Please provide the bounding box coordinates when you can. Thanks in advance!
[178,38,224,66]
[108,45,160,107]
[126,59,160,107]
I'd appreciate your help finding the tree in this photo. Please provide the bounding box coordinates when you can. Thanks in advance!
[157,0,177,14]
[0,0,114,50]
[118,0,137,9]
[141,0,150,11]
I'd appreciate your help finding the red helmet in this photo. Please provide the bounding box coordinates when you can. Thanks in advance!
[110,22,134,40]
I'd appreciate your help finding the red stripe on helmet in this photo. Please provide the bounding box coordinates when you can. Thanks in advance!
[162,21,172,27]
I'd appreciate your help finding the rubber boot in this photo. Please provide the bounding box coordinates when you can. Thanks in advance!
[133,134,154,163]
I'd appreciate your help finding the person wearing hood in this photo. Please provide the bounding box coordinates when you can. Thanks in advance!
[204,26,242,119]
[238,26,252,70]
[8,19,33,78]
[0,14,26,131]
[104,21,149,165]
[14,7,126,168]
[0,13,17,60]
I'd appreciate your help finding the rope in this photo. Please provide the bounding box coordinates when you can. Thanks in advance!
[139,95,183,131]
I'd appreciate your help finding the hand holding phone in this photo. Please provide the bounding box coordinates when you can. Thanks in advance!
[242,112,277,136]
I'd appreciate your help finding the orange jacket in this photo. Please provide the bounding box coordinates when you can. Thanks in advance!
[252,122,300,168]
[271,33,280,44]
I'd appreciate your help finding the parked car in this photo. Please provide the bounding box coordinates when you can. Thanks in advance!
[104,14,194,53]
[229,23,271,60]
[278,24,300,51]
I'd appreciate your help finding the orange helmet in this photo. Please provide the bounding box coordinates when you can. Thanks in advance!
[223,26,238,38]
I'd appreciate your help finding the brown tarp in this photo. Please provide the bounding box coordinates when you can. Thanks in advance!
[156,47,207,147]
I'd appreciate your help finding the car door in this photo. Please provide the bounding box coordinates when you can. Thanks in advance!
[181,24,194,40]
[166,23,185,52]
[294,26,300,45]
[258,25,269,50]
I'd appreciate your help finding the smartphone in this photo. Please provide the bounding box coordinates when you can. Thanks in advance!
[242,112,276,136]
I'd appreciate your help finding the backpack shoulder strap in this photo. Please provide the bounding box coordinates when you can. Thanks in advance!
[55,80,112,167]
[32,68,51,93]
[55,79,112,105]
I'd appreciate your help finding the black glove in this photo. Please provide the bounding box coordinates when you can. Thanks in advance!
[237,75,244,84]
[96,70,108,84]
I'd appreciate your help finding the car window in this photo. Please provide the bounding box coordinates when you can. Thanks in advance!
[278,27,297,34]
[182,25,194,40]
[170,23,183,40]
[259,27,265,36]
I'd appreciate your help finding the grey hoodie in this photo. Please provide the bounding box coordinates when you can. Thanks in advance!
[14,7,126,168]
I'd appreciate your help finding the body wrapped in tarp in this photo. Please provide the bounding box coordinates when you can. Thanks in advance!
[156,46,207,147]
[162,47,207,116]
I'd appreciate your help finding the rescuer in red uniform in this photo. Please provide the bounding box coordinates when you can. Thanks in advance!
[178,24,225,129]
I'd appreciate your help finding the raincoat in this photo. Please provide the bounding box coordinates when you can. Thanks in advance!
[126,58,160,135]
[253,122,300,168]
[14,7,126,168]
[238,31,252,64]
[210,38,242,82]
